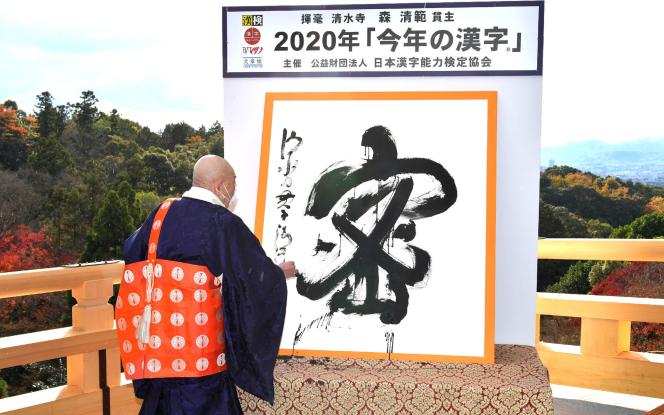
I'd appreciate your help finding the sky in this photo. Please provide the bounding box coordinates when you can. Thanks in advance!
[1,0,663,146]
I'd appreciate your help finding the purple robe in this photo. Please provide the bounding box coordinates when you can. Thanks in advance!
[123,197,287,414]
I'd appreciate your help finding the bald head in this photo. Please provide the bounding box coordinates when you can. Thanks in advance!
[192,155,236,204]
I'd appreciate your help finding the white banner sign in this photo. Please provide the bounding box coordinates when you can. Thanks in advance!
[223,1,543,77]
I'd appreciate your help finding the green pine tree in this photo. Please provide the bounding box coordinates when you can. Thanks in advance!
[208,129,224,157]
[142,151,175,195]
[546,260,594,294]
[48,185,86,253]
[28,134,72,176]
[79,190,134,262]
[73,90,99,131]
[34,91,59,138]
[116,180,145,228]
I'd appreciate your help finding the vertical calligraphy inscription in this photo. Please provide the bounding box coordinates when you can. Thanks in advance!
[274,128,303,263]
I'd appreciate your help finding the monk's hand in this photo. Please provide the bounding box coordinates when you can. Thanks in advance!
[278,261,298,279]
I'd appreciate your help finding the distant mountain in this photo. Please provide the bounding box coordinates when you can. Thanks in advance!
[542,138,664,186]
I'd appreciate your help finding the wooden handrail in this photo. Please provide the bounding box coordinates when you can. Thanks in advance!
[537,341,664,398]
[0,327,118,369]
[537,292,664,323]
[0,261,143,414]
[536,293,664,398]
[0,262,124,299]
[0,264,123,414]
[536,238,664,399]
[538,238,664,261]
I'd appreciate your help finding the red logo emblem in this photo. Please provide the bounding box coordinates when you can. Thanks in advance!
[244,28,261,45]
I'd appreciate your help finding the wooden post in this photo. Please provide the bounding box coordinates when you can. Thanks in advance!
[105,346,121,387]
[68,278,118,392]
[580,318,631,357]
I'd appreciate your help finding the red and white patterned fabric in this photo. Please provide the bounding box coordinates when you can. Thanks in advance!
[238,345,554,415]
[116,198,227,379]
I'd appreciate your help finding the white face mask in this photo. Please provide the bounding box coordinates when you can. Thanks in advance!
[222,183,239,212]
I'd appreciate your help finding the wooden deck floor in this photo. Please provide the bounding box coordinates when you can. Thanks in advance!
[552,384,664,415]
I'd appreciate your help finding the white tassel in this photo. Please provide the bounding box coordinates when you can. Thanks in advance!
[136,304,152,344]
[136,262,154,345]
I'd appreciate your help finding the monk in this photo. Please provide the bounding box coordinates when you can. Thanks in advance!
[119,155,295,414]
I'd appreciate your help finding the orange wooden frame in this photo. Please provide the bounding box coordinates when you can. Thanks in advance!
[255,91,497,364]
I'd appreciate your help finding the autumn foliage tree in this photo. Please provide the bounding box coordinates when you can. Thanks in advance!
[540,166,654,227]
[0,225,77,394]
[0,101,39,170]
[0,225,77,336]
[645,196,664,214]
[0,225,77,272]
[592,262,664,352]
[0,92,226,397]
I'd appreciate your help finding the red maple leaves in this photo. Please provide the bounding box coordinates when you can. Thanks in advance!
[0,225,77,272]
[592,262,664,353]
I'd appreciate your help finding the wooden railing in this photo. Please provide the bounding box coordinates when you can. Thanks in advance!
[0,262,141,414]
[536,238,664,399]
[0,238,663,413]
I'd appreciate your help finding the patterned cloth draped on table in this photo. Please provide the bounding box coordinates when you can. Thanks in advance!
[238,345,554,415]
[122,194,287,415]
